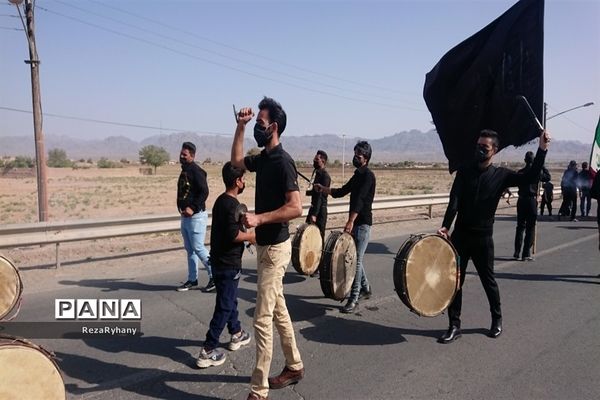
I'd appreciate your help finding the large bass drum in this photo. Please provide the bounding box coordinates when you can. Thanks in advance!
[393,234,460,317]
[0,336,66,399]
[291,223,323,275]
[319,231,357,300]
[0,255,23,321]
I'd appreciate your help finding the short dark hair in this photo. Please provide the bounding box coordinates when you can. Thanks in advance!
[258,97,287,136]
[479,129,500,149]
[316,150,328,162]
[182,141,196,155]
[222,161,244,188]
[354,141,372,163]
[582,161,588,169]
[524,151,534,164]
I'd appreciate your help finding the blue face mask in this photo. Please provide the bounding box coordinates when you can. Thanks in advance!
[253,123,272,147]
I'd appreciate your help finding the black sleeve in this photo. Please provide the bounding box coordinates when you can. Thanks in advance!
[540,167,551,183]
[349,171,374,215]
[282,158,300,193]
[244,154,259,172]
[442,171,461,230]
[505,148,548,188]
[191,166,209,213]
[331,175,354,198]
[223,198,240,244]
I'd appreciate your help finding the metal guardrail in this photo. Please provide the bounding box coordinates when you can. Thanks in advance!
[0,189,561,266]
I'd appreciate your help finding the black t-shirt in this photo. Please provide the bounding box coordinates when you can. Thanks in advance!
[209,193,244,269]
[177,162,208,213]
[244,144,299,246]
[331,166,376,226]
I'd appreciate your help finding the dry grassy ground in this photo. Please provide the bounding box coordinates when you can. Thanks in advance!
[0,164,455,224]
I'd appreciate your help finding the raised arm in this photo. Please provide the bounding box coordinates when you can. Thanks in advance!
[231,107,254,169]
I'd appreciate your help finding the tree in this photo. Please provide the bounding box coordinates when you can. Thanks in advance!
[139,145,170,174]
[47,148,72,168]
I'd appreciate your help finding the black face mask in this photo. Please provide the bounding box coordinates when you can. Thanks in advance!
[313,161,320,169]
[475,146,490,163]
[352,156,362,169]
[238,182,245,195]
[179,156,188,165]
[253,123,272,147]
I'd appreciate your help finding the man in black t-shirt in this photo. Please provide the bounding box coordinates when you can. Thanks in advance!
[196,162,256,368]
[231,97,304,400]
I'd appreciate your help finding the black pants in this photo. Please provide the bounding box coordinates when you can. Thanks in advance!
[540,196,552,215]
[306,209,327,239]
[580,188,592,217]
[204,268,242,350]
[559,188,577,219]
[448,230,501,328]
[514,197,537,258]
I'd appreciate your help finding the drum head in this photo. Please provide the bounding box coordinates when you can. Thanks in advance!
[320,231,357,300]
[235,203,248,232]
[0,255,23,321]
[0,338,66,399]
[394,235,459,317]
[291,224,323,275]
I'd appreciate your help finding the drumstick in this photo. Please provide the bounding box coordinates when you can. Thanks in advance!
[233,104,239,123]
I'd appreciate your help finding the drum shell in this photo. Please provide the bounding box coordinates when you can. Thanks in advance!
[0,255,23,321]
[291,223,323,275]
[393,234,460,317]
[0,336,66,400]
[319,231,357,300]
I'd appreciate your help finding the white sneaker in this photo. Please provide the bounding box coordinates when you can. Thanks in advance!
[228,330,251,351]
[196,348,226,368]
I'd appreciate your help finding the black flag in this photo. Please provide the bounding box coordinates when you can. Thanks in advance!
[424,0,544,172]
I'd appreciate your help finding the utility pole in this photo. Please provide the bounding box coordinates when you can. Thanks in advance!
[16,0,48,221]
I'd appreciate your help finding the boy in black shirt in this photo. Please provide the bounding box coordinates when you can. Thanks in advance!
[197,162,256,368]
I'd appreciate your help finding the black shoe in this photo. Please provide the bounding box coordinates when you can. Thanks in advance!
[340,299,358,314]
[438,326,461,344]
[513,253,520,260]
[203,278,216,292]
[176,280,198,291]
[359,285,372,300]
[523,255,534,261]
[489,320,502,338]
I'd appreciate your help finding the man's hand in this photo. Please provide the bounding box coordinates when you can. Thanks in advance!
[237,107,254,126]
[437,227,449,239]
[344,220,354,234]
[248,231,257,246]
[539,129,551,151]
[313,183,330,195]
[242,212,261,229]
[309,215,317,224]
[182,207,194,217]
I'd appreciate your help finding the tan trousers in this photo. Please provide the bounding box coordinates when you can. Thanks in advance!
[250,239,303,397]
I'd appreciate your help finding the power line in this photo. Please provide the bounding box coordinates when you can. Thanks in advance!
[0,106,233,136]
[0,26,23,31]
[38,5,423,111]
[89,0,415,97]
[53,0,414,105]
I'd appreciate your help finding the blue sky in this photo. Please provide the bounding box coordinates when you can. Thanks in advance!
[1,0,598,144]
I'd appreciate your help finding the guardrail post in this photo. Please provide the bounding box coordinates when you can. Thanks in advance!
[428,205,433,219]
[55,243,60,269]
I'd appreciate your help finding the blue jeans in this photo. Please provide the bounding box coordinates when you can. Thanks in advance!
[180,211,212,282]
[350,224,371,302]
[204,268,242,350]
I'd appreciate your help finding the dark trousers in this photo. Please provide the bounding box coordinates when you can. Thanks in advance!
[559,188,577,219]
[204,268,242,350]
[580,188,592,217]
[540,196,552,215]
[306,209,327,239]
[514,197,537,258]
[448,230,502,328]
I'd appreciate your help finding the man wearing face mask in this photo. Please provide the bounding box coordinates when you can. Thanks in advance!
[513,151,551,261]
[306,150,331,239]
[437,129,551,344]
[231,97,304,400]
[176,142,214,292]
[314,141,376,314]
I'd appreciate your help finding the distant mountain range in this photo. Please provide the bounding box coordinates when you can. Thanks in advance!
[0,129,591,164]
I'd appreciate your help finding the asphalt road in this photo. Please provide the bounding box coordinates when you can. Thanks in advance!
[5,212,600,400]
